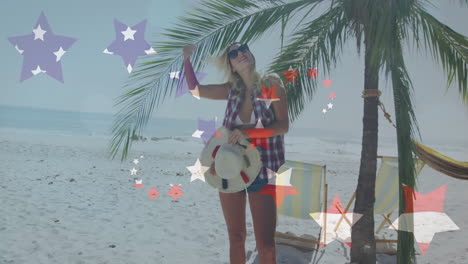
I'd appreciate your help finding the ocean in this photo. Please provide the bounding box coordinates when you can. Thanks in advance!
[0,105,197,138]
[0,105,354,141]
[1,105,466,150]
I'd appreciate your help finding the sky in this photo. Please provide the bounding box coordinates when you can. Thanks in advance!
[1,0,467,144]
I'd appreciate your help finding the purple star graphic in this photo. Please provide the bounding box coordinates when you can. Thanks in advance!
[7,11,77,83]
[198,117,216,144]
[104,19,156,73]
[176,67,207,97]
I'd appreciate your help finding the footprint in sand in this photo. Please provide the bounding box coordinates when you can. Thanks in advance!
[163,227,177,237]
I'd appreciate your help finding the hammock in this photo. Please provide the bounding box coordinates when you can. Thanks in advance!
[413,141,468,180]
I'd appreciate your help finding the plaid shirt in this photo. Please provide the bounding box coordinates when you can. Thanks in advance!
[222,84,285,179]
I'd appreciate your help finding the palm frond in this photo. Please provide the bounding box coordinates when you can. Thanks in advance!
[387,52,421,187]
[360,0,418,73]
[107,0,323,161]
[456,0,468,7]
[379,13,419,264]
[379,0,422,185]
[409,4,468,104]
[383,40,419,264]
[390,52,420,264]
[392,63,418,264]
[266,1,349,123]
[280,13,290,52]
[370,2,423,261]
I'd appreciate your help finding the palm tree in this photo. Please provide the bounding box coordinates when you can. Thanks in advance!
[107,0,468,263]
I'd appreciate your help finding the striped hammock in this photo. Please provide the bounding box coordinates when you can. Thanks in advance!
[413,141,468,180]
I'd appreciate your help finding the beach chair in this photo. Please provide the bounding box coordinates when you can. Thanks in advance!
[246,160,327,263]
[273,160,328,251]
[337,156,426,245]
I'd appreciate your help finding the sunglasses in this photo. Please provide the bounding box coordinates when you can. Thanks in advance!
[228,44,249,59]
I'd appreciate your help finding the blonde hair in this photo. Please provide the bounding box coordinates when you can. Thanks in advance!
[213,42,283,100]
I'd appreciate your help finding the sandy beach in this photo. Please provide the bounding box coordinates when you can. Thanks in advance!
[0,128,467,264]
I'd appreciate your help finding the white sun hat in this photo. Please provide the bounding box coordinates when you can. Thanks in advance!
[199,126,262,193]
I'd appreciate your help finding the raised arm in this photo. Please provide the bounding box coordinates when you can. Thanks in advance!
[183,44,229,100]
[194,82,230,100]
[183,57,229,100]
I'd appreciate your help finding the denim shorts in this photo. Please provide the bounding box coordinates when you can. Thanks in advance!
[237,172,268,193]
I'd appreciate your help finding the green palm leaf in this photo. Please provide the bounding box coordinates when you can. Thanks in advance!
[410,5,468,104]
[105,0,468,263]
[267,1,349,122]
[106,0,323,161]
[372,2,420,263]
[385,40,420,264]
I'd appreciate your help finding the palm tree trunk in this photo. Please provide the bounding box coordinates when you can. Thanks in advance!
[350,29,378,263]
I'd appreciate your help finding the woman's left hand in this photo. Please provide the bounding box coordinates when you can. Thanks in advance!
[228,128,249,145]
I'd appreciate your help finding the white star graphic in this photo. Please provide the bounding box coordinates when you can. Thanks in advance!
[309,195,363,246]
[169,71,180,79]
[14,45,24,54]
[260,99,273,109]
[255,119,264,129]
[327,103,333,109]
[186,158,210,182]
[135,179,143,184]
[127,64,133,73]
[257,98,280,109]
[130,168,138,176]
[390,212,459,254]
[190,85,201,100]
[31,65,46,75]
[53,47,66,62]
[145,47,157,55]
[192,129,204,138]
[140,155,144,159]
[133,159,139,164]
[102,48,114,55]
[121,26,137,41]
[322,108,327,114]
[275,168,293,186]
[310,211,362,246]
[32,24,47,41]
[264,167,277,183]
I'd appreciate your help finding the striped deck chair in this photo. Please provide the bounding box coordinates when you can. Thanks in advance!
[273,160,328,251]
[337,156,425,241]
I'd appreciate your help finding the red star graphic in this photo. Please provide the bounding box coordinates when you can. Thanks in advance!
[167,184,184,201]
[326,194,348,213]
[258,85,280,100]
[282,69,299,83]
[134,183,143,189]
[248,138,270,150]
[310,194,362,248]
[259,184,299,208]
[307,68,318,79]
[327,195,353,247]
[402,185,446,214]
[329,92,336,99]
[215,129,223,138]
[244,129,275,150]
[323,79,332,87]
[147,187,160,199]
[398,185,452,255]
[244,128,275,139]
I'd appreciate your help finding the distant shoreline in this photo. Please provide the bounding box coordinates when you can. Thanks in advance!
[0,104,466,149]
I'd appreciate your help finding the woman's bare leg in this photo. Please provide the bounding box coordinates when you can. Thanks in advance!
[248,192,277,264]
[219,191,247,264]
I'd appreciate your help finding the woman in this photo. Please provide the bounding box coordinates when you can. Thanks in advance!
[183,42,289,264]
